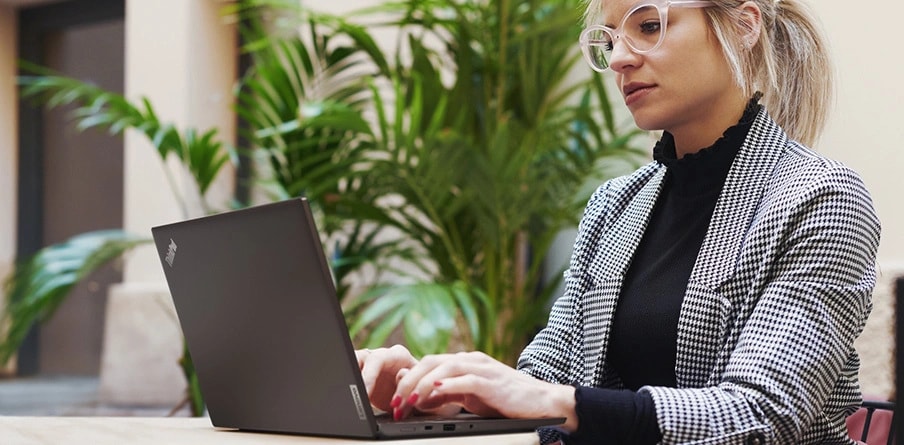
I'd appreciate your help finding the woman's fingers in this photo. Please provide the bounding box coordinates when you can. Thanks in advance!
[423,367,508,417]
[369,348,576,429]
[391,354,447,420]
[356,345,417,412]
[416,374,484,411]
[392,352,500,420]
[354,348,371,369]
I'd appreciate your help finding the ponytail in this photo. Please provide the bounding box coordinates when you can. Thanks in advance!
[762,0,834,146]
[708,0,834,146]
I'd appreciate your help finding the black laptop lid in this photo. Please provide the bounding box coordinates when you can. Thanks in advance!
[152,198,377,438]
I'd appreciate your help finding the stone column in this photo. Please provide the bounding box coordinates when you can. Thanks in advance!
[98,0,236,406]
[0,4,19,377]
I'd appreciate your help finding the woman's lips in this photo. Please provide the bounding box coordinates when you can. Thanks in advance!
[623,82,655,106]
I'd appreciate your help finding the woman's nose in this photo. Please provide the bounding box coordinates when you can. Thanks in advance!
[608,38,640,72]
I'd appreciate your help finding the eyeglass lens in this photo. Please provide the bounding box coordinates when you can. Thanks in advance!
[584,5,664,70]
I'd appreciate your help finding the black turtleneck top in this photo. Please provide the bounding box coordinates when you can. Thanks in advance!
[565,99,761,445]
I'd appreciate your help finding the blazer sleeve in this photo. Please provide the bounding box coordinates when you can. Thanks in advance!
[644,162,881,444]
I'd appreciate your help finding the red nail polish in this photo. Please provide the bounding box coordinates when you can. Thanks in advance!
[433,381,443,387]
[407,393,419,405]
[390,395,402,408]
[393,408,402,421]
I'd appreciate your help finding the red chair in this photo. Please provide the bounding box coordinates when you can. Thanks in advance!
[847,399,896,444]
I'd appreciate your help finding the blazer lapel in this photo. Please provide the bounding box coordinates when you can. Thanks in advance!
[674,110,788,387]
[584,167,666,385]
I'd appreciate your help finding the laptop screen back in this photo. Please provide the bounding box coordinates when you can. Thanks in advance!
[152,198,377,438]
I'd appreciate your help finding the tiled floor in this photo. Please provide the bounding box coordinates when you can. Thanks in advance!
[0,376,187,416]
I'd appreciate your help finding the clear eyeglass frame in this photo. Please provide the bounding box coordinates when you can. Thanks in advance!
[579,0,715,72]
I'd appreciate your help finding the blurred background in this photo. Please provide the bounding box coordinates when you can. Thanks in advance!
[0,0,900,420]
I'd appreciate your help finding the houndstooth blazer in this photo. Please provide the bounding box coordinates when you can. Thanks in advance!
[517,108,881,444]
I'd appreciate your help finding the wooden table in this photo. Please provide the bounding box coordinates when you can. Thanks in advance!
[0,416,542,444]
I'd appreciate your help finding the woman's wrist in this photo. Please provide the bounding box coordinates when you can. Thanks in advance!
[544,383,578,432]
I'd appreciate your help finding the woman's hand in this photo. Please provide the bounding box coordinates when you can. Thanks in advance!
[390,351,578,431]
[355,344,418,413]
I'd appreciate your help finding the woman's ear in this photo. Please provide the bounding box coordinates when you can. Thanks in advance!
[738,1,763,48]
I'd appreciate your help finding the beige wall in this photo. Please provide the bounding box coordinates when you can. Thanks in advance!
[122,0,236,284]
[0,4,17,375]
[0,5,16,282]
[813,1,904,269]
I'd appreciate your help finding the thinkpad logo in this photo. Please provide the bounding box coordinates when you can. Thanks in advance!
[165,239,177,267]
[349,385,367,420]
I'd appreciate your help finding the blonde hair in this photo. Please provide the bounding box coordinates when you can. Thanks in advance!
[584,0,834,146]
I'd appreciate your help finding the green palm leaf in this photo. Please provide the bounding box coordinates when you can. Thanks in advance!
[348,281,489,357]
[331,0,648,363]
[18,62,233,211]
[0,230,150,364]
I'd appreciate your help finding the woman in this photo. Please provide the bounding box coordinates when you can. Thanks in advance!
[356,0,881,443]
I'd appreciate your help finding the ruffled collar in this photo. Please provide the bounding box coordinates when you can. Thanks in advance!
[652,95,761,196]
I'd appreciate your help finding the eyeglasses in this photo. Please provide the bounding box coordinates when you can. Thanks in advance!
[580,1,714,72]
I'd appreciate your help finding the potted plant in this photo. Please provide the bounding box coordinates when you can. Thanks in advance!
[282,0,649,362]
[235,0,648,362]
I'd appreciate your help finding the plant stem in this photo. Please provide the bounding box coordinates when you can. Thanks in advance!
[495,0,510,124]
[161,160,190,219]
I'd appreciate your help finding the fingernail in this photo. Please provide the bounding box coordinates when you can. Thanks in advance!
[407,392,419,405]
[390,395,402,408]
[433,380,443,387]
[393,408,402,421]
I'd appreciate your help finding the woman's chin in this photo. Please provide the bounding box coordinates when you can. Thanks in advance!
[629,114,662,132]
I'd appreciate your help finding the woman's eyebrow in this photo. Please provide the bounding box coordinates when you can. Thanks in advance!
[600,7,626,29]
[599,15,616,28]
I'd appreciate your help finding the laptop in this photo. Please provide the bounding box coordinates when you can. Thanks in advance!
[151,198,565,439]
